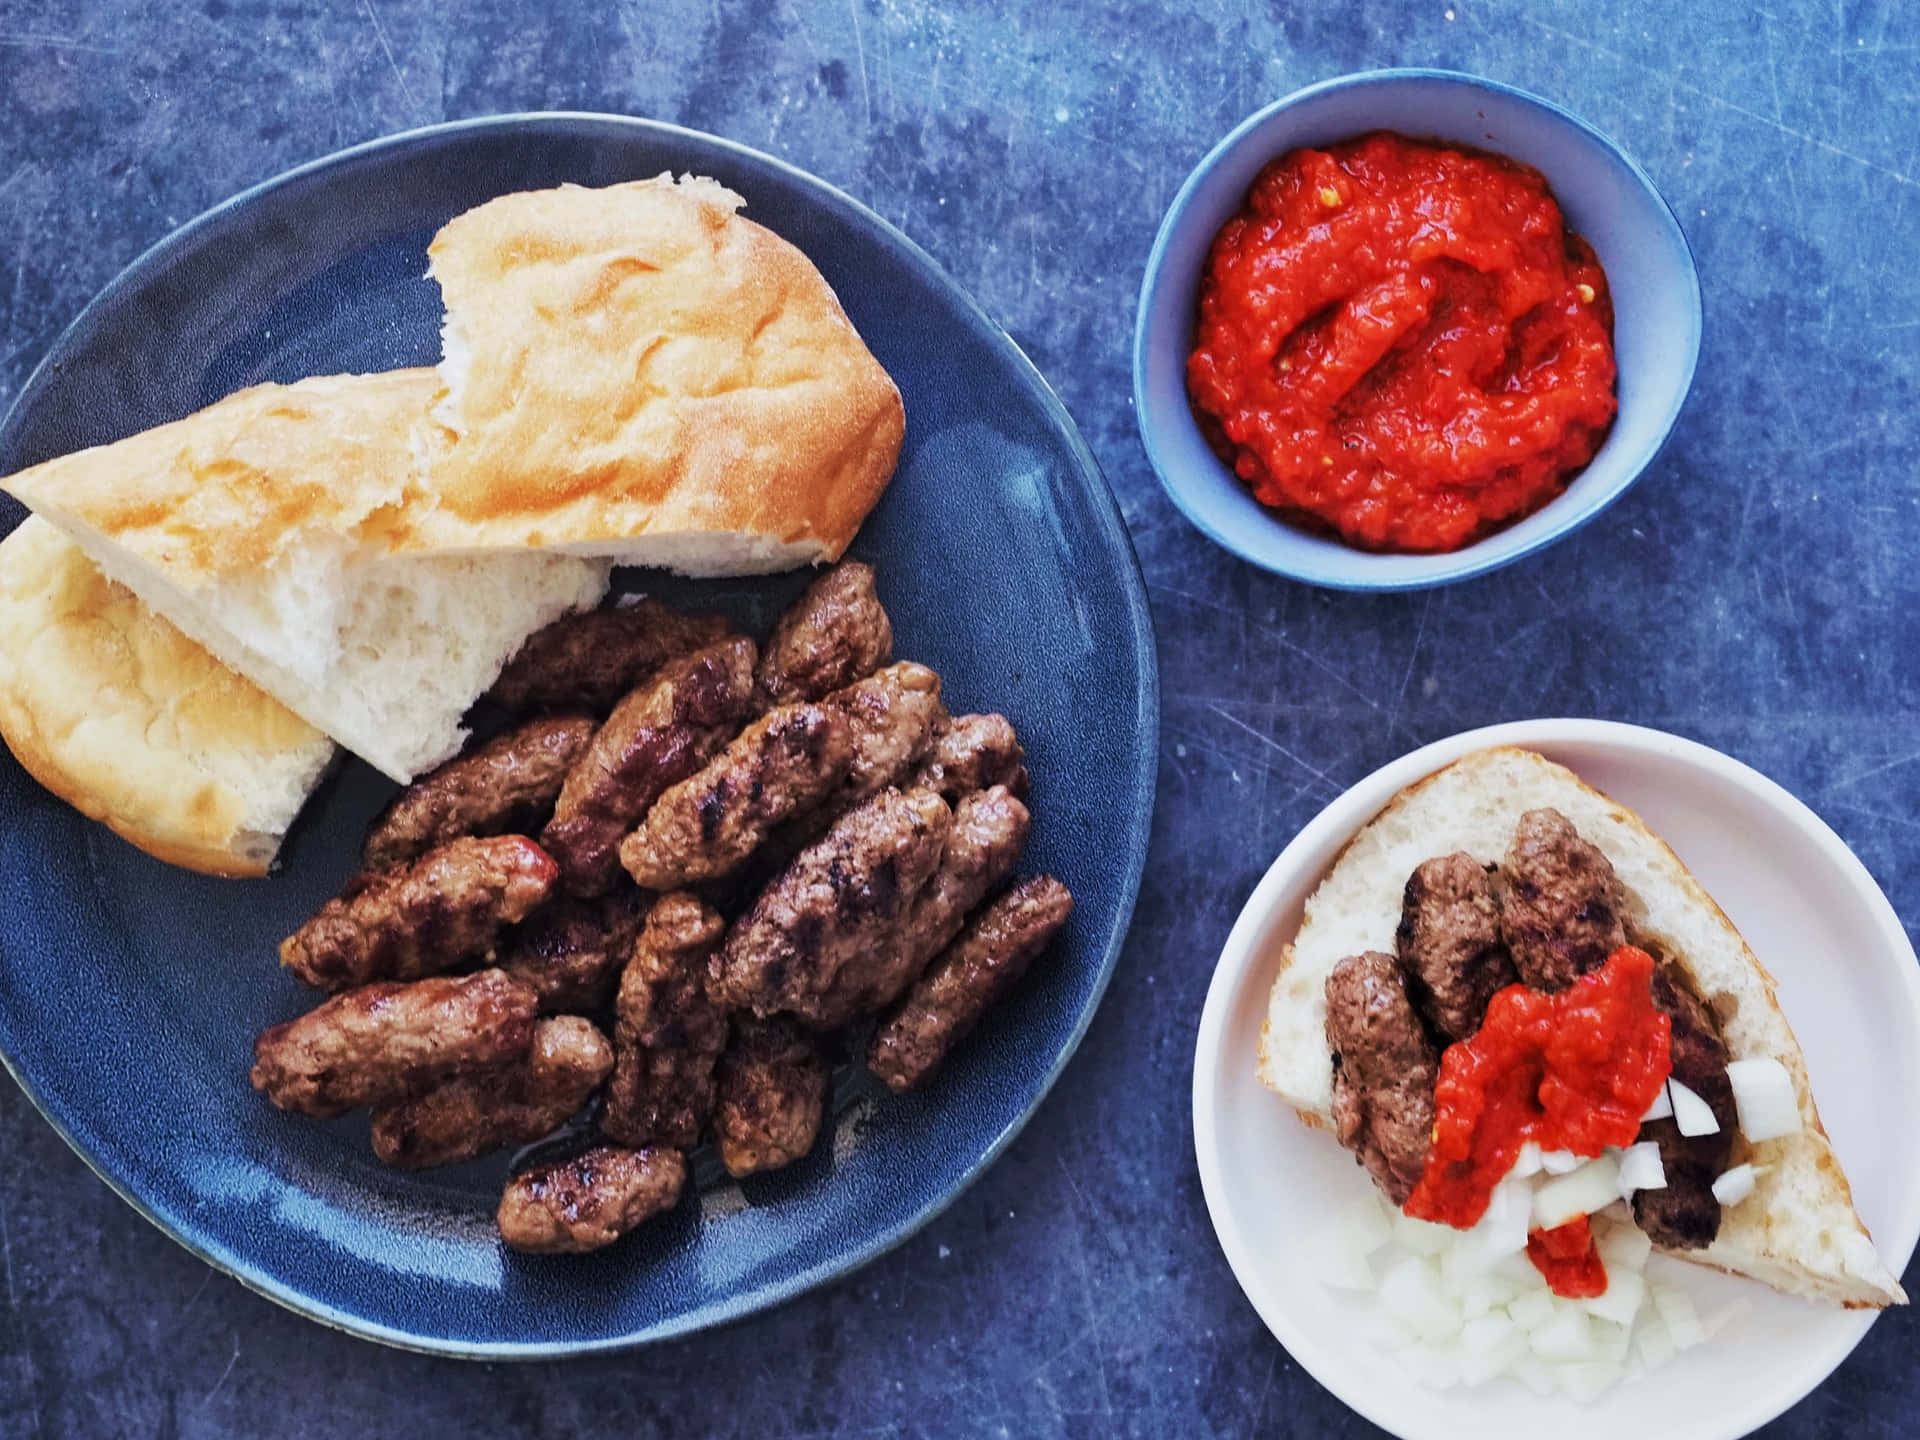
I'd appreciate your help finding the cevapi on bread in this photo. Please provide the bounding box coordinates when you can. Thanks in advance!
[1257,745,1907,1309]
[0,371,611,783]
[0,518,336,876]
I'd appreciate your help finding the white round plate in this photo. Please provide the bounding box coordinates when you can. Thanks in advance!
[1192,719,1920,1440]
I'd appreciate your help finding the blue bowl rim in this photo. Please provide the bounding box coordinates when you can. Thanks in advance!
[0,110,1162,1359]
[1131,67,1704,592]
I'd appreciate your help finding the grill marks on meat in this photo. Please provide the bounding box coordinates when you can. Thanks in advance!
[709,788,953,1024]
[871,874,1073,1092]
[819,662,946,810]
[362,715,597,871]
[808,785,1031,1030]
[755,561,893,706]
[487,601,732,714]
[251,970,539,1118]
[370,1016,613,1170]
[712,1017,828,1178]
[280,836,558,991]
[909,713,1027,800]
[1500,808,1629,992]
[497,888,649,1016]
[497,1145,688,1254]
[1396,852,1515,1043]
[1633,962,1735,1249]
[618,703,854,889]
[602,894,731,1150]
[541,639,759,896]
[1325,951,1439,1206]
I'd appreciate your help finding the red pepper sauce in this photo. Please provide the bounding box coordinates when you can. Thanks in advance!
[1187,132,1618,553]
[1526,1216,1609,1299]
[1403,946,1672,1295]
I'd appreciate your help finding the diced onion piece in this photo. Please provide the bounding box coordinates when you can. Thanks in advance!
[1652,1283,1706,1349]
[1615,1140,1667,1197]
[1595,1218,1654,1273]
[1726,1057,1801,1141]
[1667,1079,1720,1137]
[1529,1306,1593,1362]
[1513,1359,1557,1396]
[1380,1256,1463,1342]
[1511,1141,1545,1178]
[1532,1155,1622,1231]
[1458,1313,1528,1386]
[1538,1148,1583,1175]
[1393,1210,1455,1257]
[1580,1267,1646,1327]
[1641,1085,1673,1123]
[1634,1317,1677,1372]
[1506,1288,1558,1333]
[1711,1163,1758,1207]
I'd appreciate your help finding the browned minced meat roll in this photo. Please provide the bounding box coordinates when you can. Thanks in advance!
[712,1016,828,1179]
[755,560,893,706]
[361,714,597,872]
[486,600,732,715]
[1499,808,1630,992]
[540,638,759,896]
[497,1145,688,1255]
[279,835,558,991]
[601,893,731,1151]
[618,702,854,889]
[1634,962,1736,1249]
[870,873,1073,1093]
[250,970,538,1119]
[808,784,1030,1030]
[907,713,1028,801]
[496,887,649,1017]
[1395,852,1516,1043]
[1324,951,1438,1207]
[707,788,951,1022]
[370,1015,613,1170]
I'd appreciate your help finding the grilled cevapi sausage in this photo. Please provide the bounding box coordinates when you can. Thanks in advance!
[361,714,597,871]
[250,970,539,1118]
[497,1145,688,1254]
[755,560,894,706]
[870,874,1073,1092]
[486,600,732,715]
[279,835,558,991]
[1324,950,1439,1206]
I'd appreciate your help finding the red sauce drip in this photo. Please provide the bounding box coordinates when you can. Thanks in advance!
[1526,1216,1609,1298]
[1187,131,1618,553]
[1404,946,1672,1240]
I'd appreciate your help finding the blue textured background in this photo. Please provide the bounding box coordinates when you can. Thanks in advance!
[1,1,1916,1435]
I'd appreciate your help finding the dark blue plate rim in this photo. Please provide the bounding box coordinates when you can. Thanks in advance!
[0,111,1160,1358]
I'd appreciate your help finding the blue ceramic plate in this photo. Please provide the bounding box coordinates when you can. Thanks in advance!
[0,115,1157,1356]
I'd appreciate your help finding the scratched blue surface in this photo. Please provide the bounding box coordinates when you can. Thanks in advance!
[0,1,1916,1436]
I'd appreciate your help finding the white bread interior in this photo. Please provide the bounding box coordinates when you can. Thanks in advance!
[0,517,336,876]
[1256,745,1907,1309]
[411,174,904,572]
[0,371,610,781]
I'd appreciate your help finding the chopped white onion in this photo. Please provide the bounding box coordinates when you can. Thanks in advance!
[1667,1078,1720,1137]
[1532,1155,1621,1230]
[1580,1268,1646,1327]
[1634,1317,1676,1371]
[1710,1163,1758,1206]
[1506,1287,1558,1333]
[1615,1140,1668,1197]
[1560,1360,1627,1404]
[1529,1306,1593,1362]
[1538,1148,1584,1174]
[1394,1210,1455,1257]
[1511,1141,1545,1178]
[1641,1085,1674,1122]
[1595,1218,1653,1272]
[1652,1283,1706,1349]
[1726,1057,1801,1141]
[1380,1256,1462,1341]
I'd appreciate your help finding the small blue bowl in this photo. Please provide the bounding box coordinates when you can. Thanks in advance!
[1133,69,1702,590]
